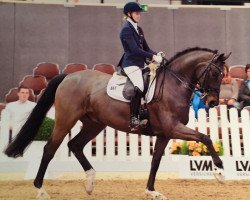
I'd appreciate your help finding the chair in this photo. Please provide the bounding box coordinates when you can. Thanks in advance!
[36,88,45,102]
[19,75,48,95]
[33,62,60,81]
[229,65,247,80]
[93,63,116,75]
[5,87,36,103]
[62,63,88,74]
[0,102,6,115]
[235,78,244,88]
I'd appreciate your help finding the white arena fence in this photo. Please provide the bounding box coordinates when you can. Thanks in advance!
[0,105,250,179]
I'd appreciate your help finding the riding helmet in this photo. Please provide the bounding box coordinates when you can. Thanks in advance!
[123,2,143,16]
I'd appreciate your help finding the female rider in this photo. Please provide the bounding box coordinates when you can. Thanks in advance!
[119,2,163,130]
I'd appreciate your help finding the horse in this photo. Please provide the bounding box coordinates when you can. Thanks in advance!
[4,47,230,200]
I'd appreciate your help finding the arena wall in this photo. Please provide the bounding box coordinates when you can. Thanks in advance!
[1,2,250,101]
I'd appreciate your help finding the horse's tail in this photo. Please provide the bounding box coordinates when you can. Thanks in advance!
[4,74,67,158]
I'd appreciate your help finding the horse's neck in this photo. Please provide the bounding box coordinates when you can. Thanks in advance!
[170,52,210,84]
[160,52,210,103]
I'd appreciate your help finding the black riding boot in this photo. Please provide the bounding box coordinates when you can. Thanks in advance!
[130,87,147,131]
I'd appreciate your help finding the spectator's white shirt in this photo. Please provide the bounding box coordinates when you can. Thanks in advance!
[5,100,36,131]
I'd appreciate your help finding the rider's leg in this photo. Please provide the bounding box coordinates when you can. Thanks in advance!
[130,86,143,129]
[123,66,147,130]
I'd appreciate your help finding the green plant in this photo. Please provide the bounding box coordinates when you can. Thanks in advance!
[34,117,54,141]
[180,141,189,155]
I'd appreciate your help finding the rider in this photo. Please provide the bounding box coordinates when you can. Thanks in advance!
[119,2,163,130]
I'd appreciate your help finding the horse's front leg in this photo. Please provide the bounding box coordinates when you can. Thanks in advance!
[172,123,224,183]
[146,136,170,200]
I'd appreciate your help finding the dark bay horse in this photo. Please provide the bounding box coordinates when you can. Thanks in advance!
[5,47,230,200]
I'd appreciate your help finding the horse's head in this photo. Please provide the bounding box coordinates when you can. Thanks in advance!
[196,52,231,108]
[156,48,232,110]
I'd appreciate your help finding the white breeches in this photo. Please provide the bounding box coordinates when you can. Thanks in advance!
[123,66,144,92]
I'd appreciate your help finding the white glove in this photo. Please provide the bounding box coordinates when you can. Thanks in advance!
[157,51,165,57]
[153,55,163,64]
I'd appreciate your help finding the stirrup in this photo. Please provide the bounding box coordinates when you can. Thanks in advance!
[130,116,140,131]
[130,117,148,131]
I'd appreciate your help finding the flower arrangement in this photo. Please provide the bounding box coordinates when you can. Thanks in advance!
[170,140,224,156]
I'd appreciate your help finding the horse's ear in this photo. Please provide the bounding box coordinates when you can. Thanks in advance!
[216,52,231,62]
[222,52,232,61]
[215,53,224,62]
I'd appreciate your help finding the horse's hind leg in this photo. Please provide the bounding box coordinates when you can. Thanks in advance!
[33,117,79,199]
[34,129,70,199]
[67,119,105,195]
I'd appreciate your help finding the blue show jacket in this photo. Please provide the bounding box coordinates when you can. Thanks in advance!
[119,20,155,68]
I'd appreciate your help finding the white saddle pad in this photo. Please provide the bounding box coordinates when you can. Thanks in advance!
[107,65,158,103]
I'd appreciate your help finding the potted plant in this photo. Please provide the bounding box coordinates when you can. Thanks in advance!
[34,117,55,141]
[25,117,54,159]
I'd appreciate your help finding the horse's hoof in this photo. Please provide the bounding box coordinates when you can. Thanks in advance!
[213,166,225,184]
[85,168,96,195]
[36,188,50,200]
[145,189,167,200]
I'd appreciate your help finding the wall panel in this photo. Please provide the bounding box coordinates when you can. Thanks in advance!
[68,6,122,68]
[1,4,250,101]
[226,8,250,65]
[0,3,14,101]
[14,4,68,84]
[174,8,226,54]
[141,7,174,58]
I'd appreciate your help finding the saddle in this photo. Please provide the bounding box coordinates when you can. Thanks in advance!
[117,67,150,100]
[107,64,158,135]
[107,64,158,104]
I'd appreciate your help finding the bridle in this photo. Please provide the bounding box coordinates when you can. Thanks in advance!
[195,53,224,98]
[153,52,224,102]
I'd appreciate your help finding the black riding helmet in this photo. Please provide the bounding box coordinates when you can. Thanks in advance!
[123,2,144,16]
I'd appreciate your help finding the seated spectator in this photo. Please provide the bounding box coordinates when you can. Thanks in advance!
[5,86,36,137]
[219,64,240,109]
[239,64,250,107]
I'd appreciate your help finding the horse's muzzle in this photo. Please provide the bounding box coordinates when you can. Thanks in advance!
[206,90,219,108]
